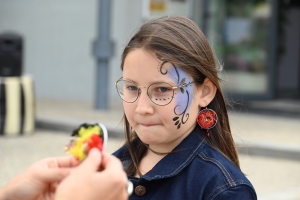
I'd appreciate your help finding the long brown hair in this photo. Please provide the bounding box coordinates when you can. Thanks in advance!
[120,16,240,176]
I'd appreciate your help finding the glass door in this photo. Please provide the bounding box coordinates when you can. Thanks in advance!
[202,0,278,100]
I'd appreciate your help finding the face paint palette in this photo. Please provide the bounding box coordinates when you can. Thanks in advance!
[65,123,108,161]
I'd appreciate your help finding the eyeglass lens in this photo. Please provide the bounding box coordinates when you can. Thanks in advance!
[116,80,175,106]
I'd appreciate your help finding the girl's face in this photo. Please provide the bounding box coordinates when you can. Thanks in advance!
[122,48,202,151]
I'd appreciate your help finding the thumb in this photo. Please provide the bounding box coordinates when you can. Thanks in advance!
[76,148,102,173]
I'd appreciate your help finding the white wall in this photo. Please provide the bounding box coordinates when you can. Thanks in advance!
[0,0,98,101]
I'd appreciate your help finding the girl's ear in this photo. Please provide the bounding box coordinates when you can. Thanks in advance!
[196,78,217,107]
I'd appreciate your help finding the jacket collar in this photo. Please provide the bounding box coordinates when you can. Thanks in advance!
[140,125,206,181]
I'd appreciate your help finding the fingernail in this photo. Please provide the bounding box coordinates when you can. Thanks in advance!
[89,148,100,157]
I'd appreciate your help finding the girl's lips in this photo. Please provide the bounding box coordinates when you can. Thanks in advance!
[140,123,157,127]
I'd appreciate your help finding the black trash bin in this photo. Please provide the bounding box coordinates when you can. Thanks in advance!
[0,33,23,77]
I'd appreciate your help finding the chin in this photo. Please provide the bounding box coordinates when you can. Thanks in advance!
[137,134,159,145]
[139,136,155,144]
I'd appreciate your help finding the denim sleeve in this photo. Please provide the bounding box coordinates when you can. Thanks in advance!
[211,185,257,200]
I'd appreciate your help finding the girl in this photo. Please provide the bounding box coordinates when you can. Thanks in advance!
[113,16,257,199]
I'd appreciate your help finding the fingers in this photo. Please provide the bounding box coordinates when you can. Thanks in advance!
[101,152,123,171]
[38,168,71,183]
[99,152,126,184]
[98,152,128,195]
[55,150,129,200]
[75,148,102,173]
[54,155,80,168]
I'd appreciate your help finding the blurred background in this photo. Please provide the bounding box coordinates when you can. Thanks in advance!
[0,0,300,199]
[1,0,299,105]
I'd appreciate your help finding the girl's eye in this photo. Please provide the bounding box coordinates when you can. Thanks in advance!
[127,85,138,91]
[157,87,170,93]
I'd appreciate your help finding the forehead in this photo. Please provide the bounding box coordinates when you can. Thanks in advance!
[123,49,188,83]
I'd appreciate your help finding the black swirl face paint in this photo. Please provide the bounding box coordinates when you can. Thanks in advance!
[158,61,194,129]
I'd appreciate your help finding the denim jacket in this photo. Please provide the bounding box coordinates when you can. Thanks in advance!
[113,126,257,200]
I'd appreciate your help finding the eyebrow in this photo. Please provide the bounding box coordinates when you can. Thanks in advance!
[122,78,177,85]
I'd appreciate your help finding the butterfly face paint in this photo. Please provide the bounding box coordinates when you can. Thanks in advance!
[159,61,194,129]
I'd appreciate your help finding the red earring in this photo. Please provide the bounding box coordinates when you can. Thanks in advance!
[196,108,218,137]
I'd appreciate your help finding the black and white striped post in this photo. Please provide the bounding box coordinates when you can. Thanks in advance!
[0,76,35,136]
[0,33,35,136]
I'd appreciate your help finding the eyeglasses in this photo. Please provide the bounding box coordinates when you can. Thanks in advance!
[115,77,193,106]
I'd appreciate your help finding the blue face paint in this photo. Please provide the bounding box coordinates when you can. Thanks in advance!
[160,62,194,129]
[167,66,194,114]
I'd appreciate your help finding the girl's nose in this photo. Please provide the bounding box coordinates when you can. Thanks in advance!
[135,88,154,115]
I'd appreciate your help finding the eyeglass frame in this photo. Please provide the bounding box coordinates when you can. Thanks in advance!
[115,77,194,106]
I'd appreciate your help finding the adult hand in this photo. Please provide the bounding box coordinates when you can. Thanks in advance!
[0,155,79,200]
[55,148,128,200]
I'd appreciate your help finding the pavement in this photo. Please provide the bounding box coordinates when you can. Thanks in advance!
[1,99,300,199]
